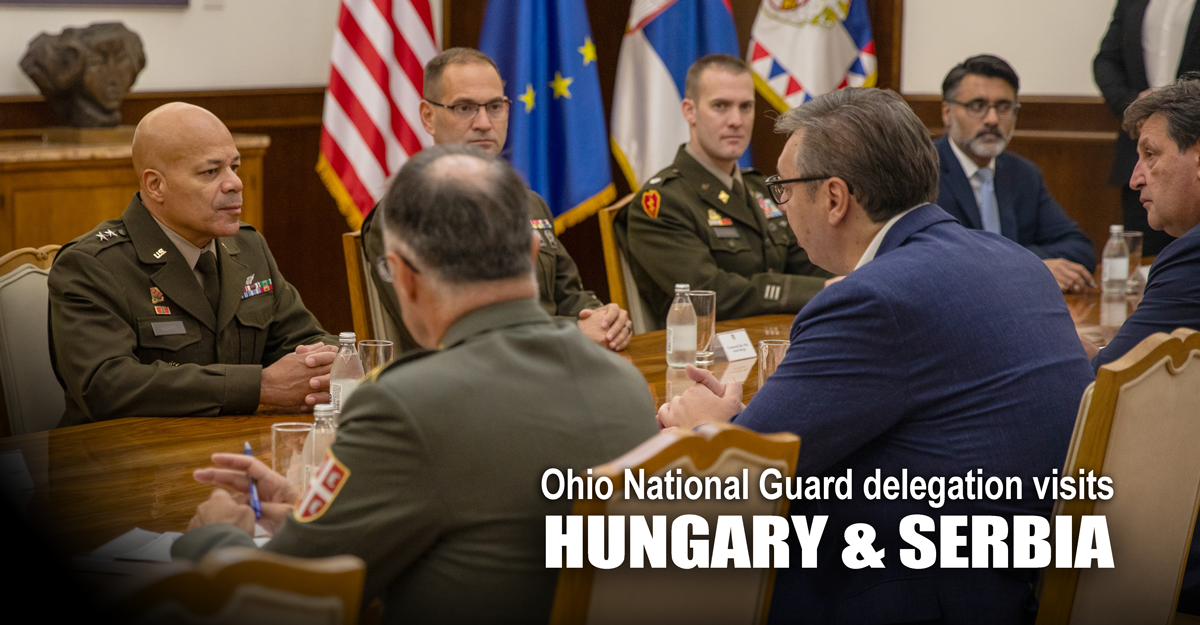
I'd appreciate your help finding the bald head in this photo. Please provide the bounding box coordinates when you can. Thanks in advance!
[133,102,244,247]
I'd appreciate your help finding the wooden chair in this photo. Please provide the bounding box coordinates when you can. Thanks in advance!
[115,547,366,625]
[549,423,800,625]
[598,195,654,334]
[1037,328,1200,625]
[342,229,407,343]
[0,245,62,436]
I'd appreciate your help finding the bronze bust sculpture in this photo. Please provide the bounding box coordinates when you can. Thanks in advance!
[20,23,146,128]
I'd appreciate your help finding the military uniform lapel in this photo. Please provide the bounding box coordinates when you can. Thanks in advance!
[216,237,249,331]
[676,149,760,233]
[124,196,218,331]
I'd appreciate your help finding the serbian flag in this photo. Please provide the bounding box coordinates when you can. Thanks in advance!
[610,0,748,190]
[747,0,876,112]
[317,0,442,229]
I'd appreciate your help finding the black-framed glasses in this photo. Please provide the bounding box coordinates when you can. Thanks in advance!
[945,98,1020,120]
[374,253,420,283]
[764,174,853,204]
[423,97,511,121]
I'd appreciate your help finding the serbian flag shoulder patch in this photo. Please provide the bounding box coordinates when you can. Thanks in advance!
[641,190,661,219]
[293,450,350,523]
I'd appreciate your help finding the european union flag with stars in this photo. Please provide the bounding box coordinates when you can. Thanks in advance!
[479,0,615,231]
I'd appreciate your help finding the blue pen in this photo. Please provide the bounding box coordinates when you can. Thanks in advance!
[243,441,262,520]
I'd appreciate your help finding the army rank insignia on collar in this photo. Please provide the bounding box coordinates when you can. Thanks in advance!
[641,190,661,219]
[718,190,730,204]
[242,278,273,299]
[757,194,784,219]
[707,209,733,226]
[150,287,165,304]
[294,450,350,522]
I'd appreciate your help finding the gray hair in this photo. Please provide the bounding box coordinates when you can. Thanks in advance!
[774,88,939,223]
[1123,72,1200,153]
[423,47,499,102]
[380,144,532,284]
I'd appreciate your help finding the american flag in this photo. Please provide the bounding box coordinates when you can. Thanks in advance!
[317,0,441,229]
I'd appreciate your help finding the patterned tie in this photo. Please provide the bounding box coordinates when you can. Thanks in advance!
[974,168,1001,235]
[196,251,220,315]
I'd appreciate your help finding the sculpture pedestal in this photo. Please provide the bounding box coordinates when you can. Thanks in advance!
[0,132,269,256]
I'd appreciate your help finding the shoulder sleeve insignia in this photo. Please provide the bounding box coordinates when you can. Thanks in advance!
[294,450,351,523]
[641,190,661,219]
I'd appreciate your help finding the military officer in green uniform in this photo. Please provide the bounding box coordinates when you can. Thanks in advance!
[49,103,337,428]
[172,145,658,624]
[619,54,832,324]
[360,47,632,353]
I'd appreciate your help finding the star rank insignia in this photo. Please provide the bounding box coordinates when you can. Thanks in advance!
[104,229,119,238]
[96,231,109,241]
[718,190,730,204]
[150,287,165,304]
[641,190,661,219]
[153,248,167,259]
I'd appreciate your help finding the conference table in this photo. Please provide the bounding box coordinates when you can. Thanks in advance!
[0,291,1124,560]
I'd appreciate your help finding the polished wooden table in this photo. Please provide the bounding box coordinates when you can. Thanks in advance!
[0,298,1114,557]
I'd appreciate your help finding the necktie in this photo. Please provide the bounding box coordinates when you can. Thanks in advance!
[731,179,745,204]
[974,168,1001,235]
[196,251,220,315]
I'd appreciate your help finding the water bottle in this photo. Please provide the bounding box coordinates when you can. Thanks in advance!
[1101,225,1130,295]
[329,332,364,417]
[666,284,697,368]
[305,403,337,485]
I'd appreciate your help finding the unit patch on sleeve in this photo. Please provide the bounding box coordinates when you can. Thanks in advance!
[641,190,661,219]
[294,450,351,522]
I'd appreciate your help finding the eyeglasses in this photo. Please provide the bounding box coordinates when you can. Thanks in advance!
[946,98,1020,120]
[374,253,420,283]
[764,174,854,205]
[423,98,511,121]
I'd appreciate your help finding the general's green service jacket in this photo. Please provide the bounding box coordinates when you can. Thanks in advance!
[172,298,658,624]
[48,194,334,427]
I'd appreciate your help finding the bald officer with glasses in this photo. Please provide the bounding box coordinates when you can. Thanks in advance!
[935,55,1096,292]
[359,48,631,353]
[620,54,830,324]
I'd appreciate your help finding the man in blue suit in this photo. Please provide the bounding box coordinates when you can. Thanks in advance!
[1079,74,1200,615]
[936,55,1096,292]
[660,88,1095,623]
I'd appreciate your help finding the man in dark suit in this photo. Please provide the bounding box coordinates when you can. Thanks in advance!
[1080,73,1200,615]
[660,88,1095,623]
[172,144,658,624]
[1094,0,1200,256]
[936,55,1096,292]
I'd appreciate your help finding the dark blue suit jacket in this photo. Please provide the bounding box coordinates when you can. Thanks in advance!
[935,135,1096,272]
[735,204,1095,624]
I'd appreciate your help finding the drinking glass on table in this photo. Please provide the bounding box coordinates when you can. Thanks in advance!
[1122,231,1143,295]
[272,422,312,494]
[758,340,790,388]
[358,340,395,373]
[688,290,717,365]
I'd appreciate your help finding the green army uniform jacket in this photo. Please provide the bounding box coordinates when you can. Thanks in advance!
[361,188,602,353]
[618,145,831,324]
[48,194,333,428]
[172,298,658,624]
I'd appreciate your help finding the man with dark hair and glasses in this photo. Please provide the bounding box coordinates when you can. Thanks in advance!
[659,87,1093,621]
[359,47,632,354]
[935,54,1096,292]
[620,54,830,325]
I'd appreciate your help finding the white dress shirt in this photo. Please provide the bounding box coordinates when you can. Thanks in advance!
[1144,0,1198,88]
[854,205,923,270]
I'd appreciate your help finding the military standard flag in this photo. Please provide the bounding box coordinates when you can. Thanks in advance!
[479,0,615,231]
[747,0,876,112]
[609,0,748,190]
